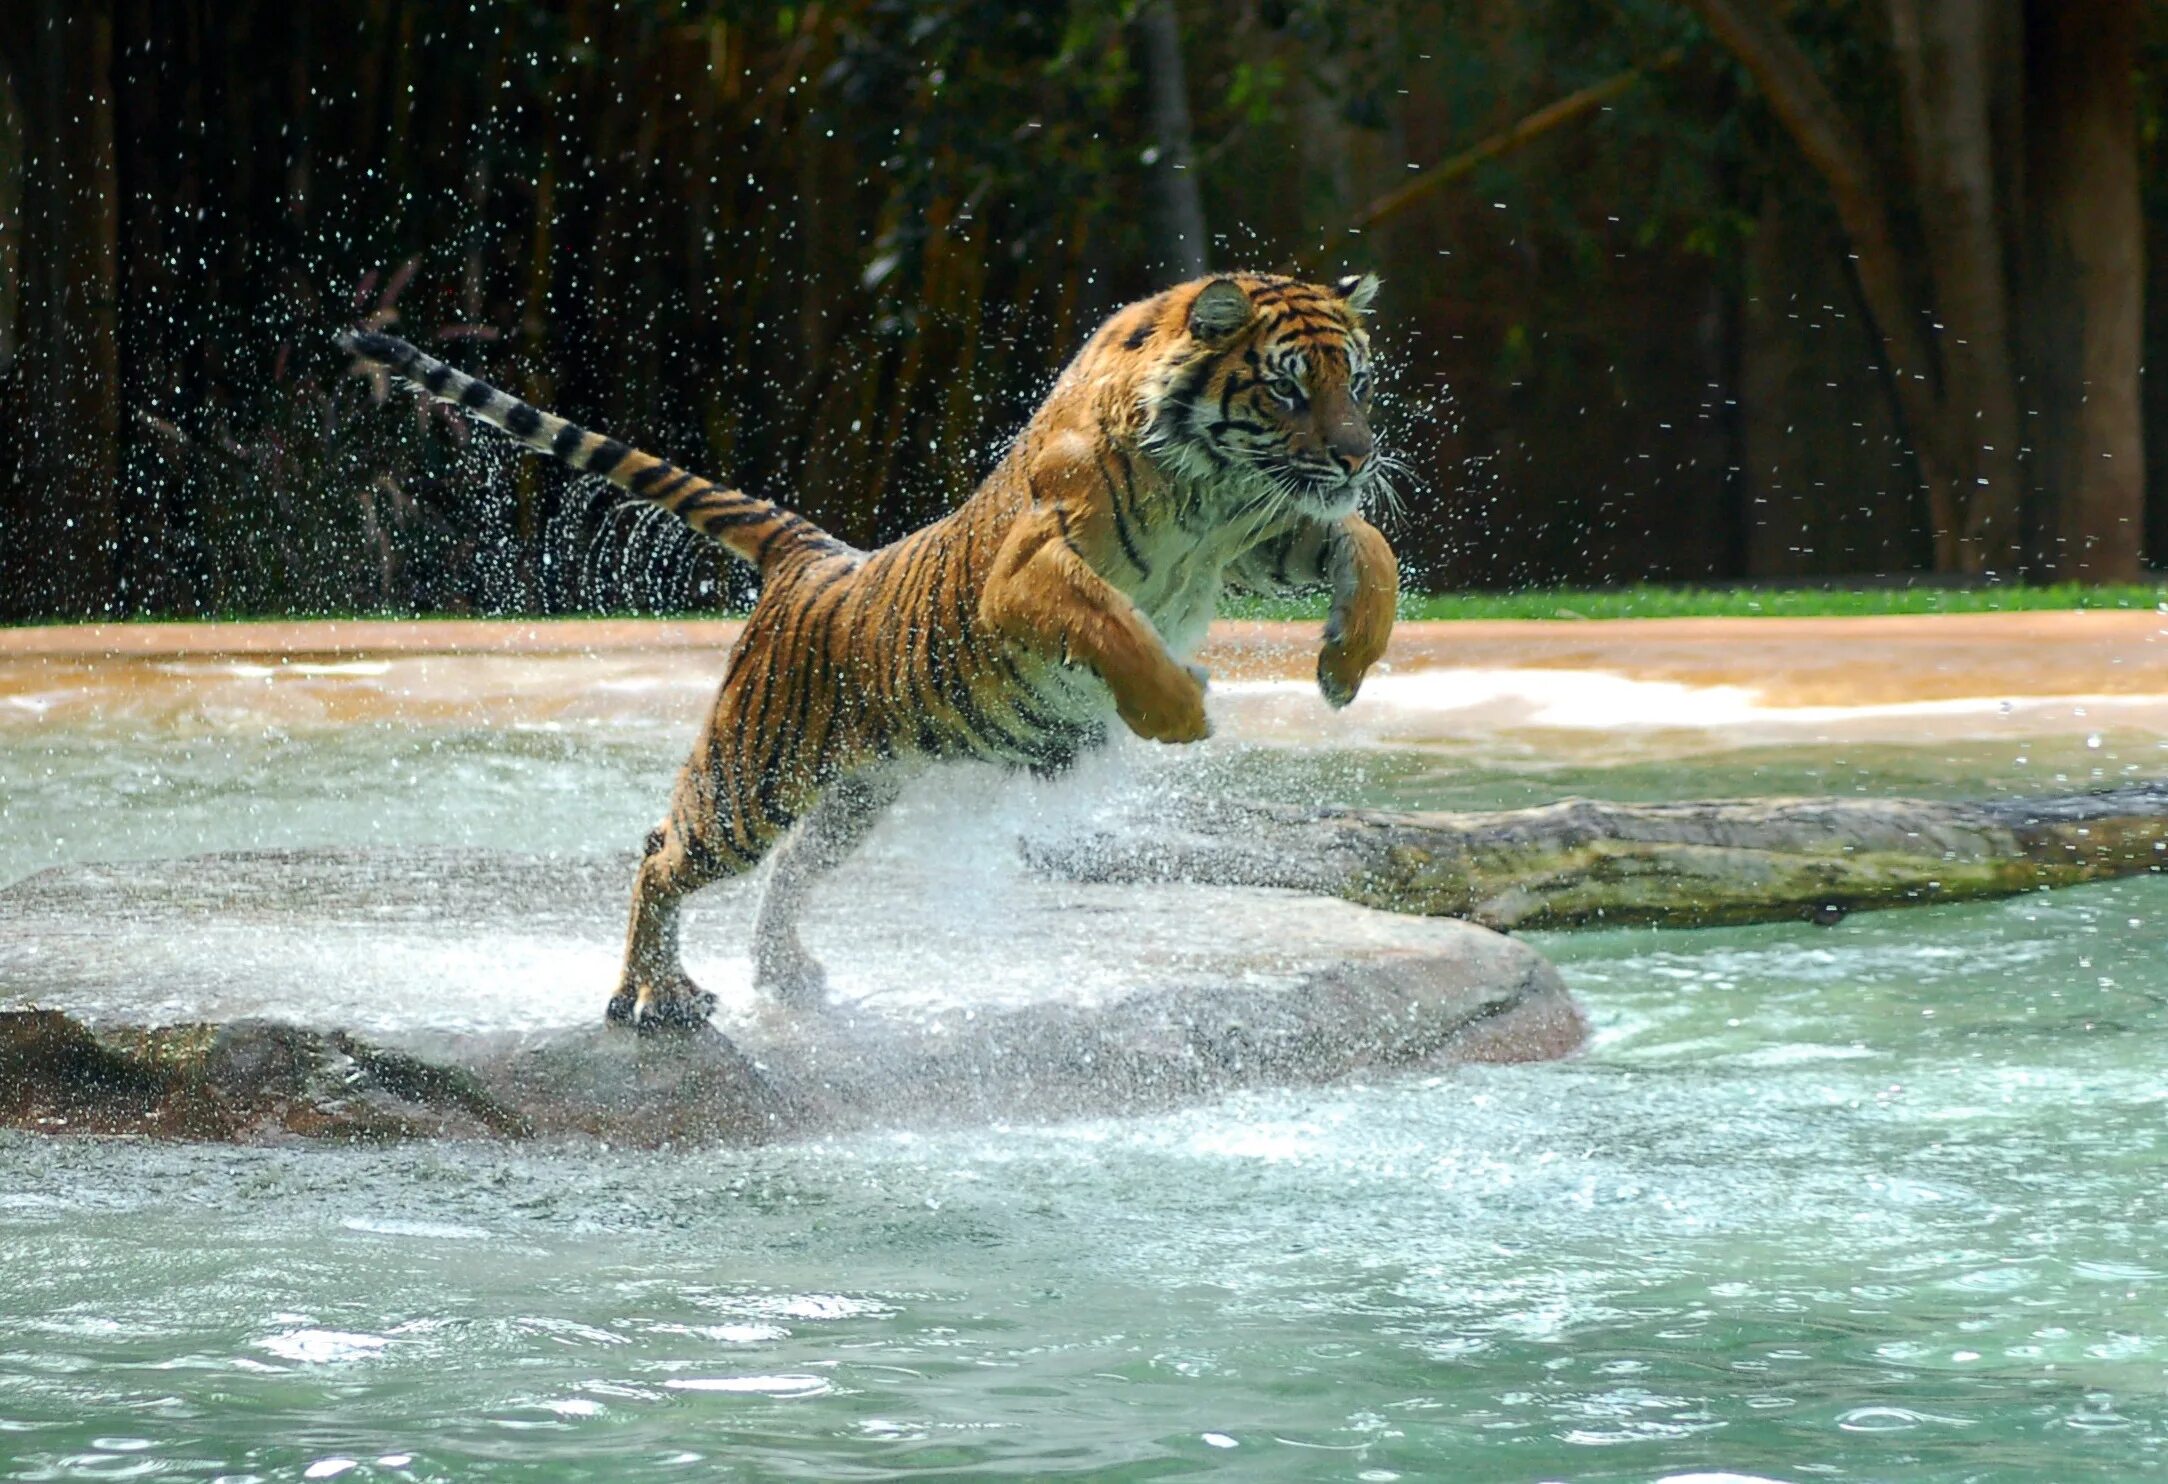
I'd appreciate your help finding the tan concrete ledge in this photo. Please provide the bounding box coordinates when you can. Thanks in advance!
[3,610,2165,705]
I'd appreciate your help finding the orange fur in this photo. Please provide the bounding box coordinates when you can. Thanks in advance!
[345,273,1401,1033]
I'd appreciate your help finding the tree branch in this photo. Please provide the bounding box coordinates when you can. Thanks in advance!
[1300,48,1685,274]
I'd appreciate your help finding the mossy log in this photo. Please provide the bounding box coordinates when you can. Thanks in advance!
[1032,784,2168,930]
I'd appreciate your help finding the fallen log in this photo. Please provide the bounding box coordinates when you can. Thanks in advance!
[1031,783,2168,930]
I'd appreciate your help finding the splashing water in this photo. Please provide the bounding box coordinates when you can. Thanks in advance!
[2,644,2165,1478]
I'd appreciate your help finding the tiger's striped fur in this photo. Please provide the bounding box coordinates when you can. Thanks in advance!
[342,273,1399,1032]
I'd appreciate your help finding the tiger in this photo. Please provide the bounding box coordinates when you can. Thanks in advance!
[341,271,1399,1033]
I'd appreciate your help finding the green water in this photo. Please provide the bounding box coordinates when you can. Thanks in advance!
[4,697,2166,1479]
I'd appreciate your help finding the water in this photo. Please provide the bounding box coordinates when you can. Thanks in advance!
[3,647,2165,1479]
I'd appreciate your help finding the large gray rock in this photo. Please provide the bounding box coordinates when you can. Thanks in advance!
[0,846,1582,1145]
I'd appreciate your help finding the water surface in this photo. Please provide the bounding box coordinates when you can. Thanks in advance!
[2,647,2163,1480]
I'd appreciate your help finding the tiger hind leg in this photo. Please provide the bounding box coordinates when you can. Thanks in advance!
[607,795,789,1034]
[751,766,906,1011]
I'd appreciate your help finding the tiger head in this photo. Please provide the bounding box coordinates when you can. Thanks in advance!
[1134,272,1383,520]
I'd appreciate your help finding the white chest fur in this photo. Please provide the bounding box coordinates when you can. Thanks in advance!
[1122,475,1282,659]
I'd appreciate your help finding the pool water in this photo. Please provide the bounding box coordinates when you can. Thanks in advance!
[2,651,2164,1480]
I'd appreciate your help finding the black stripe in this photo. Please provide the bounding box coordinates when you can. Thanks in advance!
[916,596,962,738]
[992,651,1061,734]
[1152,355,1221,449]
[735,620,796,788]
[752,516,800,566]
[504,403,542,437]
[798,558,855,603]
[759,593,845,819]
[940,551,1029,756]
[705,506,771,532]
[867,543,927,688]
[1052,505,1085,560]
[945,661,1027,755]
[458,379,493,409]
[889,531,943,621]
[682,828,752,875]
[1098,458,1150,577]
[423,363,456,394]
[586,439,631,476]
[629,461,673,493]
[680,491,737,527]
[759,665,817,823]
[550,423,585,460]
[789,594,848,757]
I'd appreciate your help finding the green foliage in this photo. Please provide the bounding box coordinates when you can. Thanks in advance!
[3,0,2162,617]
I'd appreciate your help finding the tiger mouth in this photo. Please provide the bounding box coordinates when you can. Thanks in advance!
[1258,458,1368,515]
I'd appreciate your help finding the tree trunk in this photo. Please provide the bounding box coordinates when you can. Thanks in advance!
[1034,785,2168,931]
[1135,0,1208,281]
[1678,0,1973,572]
[1888,0,2027,575]
[1682,0,2153,581]
[2021,0,2145,581]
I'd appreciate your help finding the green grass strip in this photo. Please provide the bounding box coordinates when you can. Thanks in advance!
[1226,582,2168,623]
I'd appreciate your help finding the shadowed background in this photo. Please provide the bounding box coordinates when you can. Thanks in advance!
[1,0,2161,619]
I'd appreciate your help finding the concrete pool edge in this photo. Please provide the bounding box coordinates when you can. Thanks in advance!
[7,611,2164,706]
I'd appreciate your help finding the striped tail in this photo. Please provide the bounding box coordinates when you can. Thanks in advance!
[337,330,847,572]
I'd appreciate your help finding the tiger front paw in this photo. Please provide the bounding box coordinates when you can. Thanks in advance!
[1318,600,1393,709]
[1114,661,1211,744]
[1317,517,1397,709]
[1318,635,1386,708]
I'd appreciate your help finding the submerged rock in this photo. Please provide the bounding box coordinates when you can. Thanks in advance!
[0,847,1582,1146]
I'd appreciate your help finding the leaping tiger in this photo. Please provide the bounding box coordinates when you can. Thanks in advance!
[341,272,1400,1032]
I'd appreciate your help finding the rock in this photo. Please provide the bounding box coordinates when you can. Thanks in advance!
[0,1012,525,1142]
[0,846,1582,1146]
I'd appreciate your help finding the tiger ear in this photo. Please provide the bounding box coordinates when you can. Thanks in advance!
[1188,278,1253,342]
[1334,273,1381,315]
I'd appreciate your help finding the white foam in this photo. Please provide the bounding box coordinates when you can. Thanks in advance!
[1221,668,2167,733]
[663,1374,832,1397]
[259,1329,391,1364]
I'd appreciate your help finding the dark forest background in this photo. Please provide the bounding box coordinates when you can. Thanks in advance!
[0,0,2161,620]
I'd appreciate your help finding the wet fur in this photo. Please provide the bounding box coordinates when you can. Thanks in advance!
[343,273,1399,1031]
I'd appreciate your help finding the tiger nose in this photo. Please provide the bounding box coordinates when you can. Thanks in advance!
[1326,421,1373,477]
